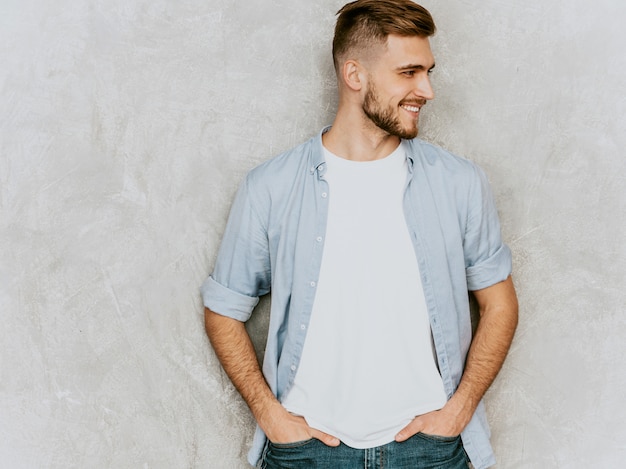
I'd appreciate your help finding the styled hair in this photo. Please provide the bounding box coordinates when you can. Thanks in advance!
[333,0,436,71]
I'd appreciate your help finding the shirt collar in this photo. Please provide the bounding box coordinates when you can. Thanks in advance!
[401,139,415,174]
[309,126,331,176]
[311,126,415,175]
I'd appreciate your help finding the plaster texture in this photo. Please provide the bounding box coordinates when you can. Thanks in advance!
[1,0,625,467]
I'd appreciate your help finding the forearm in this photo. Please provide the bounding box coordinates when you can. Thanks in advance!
[395,276,518,442]
[204,307,339,445]
[449,276,519,425]
[204,308,283,426]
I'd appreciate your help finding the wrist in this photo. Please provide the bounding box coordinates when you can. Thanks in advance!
[445,390,477,432]
[255,399,288,436]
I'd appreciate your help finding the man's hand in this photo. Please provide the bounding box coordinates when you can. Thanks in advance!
[262,402,340,446]
[394,393,473,442]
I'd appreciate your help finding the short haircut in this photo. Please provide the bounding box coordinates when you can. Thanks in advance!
[333,0,436,71]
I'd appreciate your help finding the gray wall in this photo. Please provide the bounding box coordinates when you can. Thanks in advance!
[1,0,625,467]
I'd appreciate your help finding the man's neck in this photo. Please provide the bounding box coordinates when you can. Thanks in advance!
[322,111,401,162]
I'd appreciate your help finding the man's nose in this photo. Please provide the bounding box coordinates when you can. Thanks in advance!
[415,75,434,101]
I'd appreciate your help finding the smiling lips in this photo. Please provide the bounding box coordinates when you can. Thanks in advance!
[401,103,423,114]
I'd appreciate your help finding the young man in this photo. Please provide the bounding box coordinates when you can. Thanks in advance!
[201,1,518,468]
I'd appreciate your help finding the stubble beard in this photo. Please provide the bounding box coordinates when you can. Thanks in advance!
[362,81,419,140]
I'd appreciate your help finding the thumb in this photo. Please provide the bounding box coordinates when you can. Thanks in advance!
[395,417,422,442]
[311,429,341,447]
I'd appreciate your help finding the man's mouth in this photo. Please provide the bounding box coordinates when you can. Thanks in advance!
[400,103,424,115]
[401,104,421,113]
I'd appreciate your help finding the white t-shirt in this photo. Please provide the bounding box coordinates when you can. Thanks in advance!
[282,144,447,448]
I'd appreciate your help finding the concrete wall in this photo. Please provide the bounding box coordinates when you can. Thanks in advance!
[1,0,624,467]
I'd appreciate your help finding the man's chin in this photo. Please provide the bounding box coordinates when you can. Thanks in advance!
[394,126,419,139]
[370,117,418,139]
[396,120,419,139]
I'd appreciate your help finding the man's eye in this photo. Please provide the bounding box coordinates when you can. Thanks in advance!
[403,71,415,77]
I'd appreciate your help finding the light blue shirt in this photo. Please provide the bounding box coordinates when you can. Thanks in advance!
[201,127,512,469]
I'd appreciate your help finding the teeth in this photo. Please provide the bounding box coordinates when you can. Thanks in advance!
[402,105,421,113]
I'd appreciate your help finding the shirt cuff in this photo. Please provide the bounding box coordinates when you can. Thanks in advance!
[466,244,512,291]
[200,276,259,322]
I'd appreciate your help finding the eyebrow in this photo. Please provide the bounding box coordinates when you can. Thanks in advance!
[396,63,436,71]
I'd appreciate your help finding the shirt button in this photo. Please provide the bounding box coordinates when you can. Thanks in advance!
[310,281,316,287]
[321,192,327,198]
[300,324,306,330]
[316,236,322,242]
[290,365,296,371]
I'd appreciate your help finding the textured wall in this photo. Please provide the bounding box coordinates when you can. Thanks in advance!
[1,0,624,468]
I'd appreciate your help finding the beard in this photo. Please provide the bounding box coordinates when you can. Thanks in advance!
[362,80,421,140]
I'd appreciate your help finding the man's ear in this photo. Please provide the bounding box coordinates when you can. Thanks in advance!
[342,59,365,92]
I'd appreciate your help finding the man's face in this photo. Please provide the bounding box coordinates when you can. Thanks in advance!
[361,34,435,139]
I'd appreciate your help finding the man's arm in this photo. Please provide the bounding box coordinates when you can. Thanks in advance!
[204,307,340,446]
[395,275,518,440]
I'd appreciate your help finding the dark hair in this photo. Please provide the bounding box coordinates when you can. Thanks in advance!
[333,0,436,70]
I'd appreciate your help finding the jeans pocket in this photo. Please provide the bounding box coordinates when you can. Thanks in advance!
[416,432,460,443]
[264,438,319,469]
[269,438,315,449]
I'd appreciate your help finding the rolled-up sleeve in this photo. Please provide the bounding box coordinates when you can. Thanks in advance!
[201,174,271,322]
[464,165,512,291]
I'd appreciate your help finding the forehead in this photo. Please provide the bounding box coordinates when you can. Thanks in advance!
[377,34,435,68]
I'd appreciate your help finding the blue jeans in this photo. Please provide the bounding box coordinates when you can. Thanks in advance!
[260,433,470,469]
